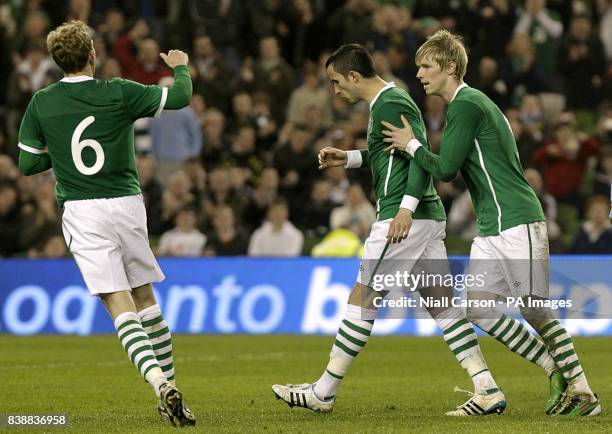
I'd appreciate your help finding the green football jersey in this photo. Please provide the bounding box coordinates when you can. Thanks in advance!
[350,84,445,222]
[18,76,168,206]
[413,84,545,236]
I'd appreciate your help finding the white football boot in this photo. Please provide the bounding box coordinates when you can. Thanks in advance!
[446,387,507,416]
[272,383,335,413]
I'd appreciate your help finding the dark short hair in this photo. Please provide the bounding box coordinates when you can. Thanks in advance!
[325,44,376,78]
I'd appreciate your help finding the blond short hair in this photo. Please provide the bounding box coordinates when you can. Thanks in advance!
[47,20,92,73]
[415,30,468,80]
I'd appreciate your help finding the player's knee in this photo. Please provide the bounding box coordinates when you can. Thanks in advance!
[347,283,382,310]
[465,304,488,325]
[131,283,156,310]
[519,300,554,331]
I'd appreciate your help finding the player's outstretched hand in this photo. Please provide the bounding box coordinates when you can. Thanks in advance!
[318,147,347,170]
[387,208,413,243]
[160,50,189,68]
[381,115,415,153]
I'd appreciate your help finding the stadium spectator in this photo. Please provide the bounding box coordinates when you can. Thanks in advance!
[113,19,171,84]
[161,170,195,234]
[18,177,61,254]
[503,33,549,103]
[228,91,256,131]
[464,0,515,60]
[601,2,612,61]
[158,205,206,256]
[286,64,333,127]
[15,10,50,55]
[518,94,545,135]
[191,34,234,113]
[311,227,364,257]
[447,189,478,239]
[98,57,122,79]
[303,104,328,141]
[252,92,279,149]
[533,112,600,207]
[476,56,510,111]
[422,94,446,151]
[507,103,544,167]
[569,195,612,254]
[202,167,247,227]
[324,166,350,206]
[98,8,125,49]
[329,183,376,240]
[149,77,203,180]
[204,205,249,256]
[228,125,265,179]
[386,42,422,104]
[0,155,19,182]
[514,0,563,75]
[273,124,317,211]
[0,182,21,257]
[595,107,612,146]
[243,167,279,232]
[248,198,303,256]
[326,0,375,48]
[558,12,606,109]
[298,178,335,235]
[372,50,409,92]
[6,40,59,140]
[200,108,231,170]
[278,0,327,68]
[254,36,295,124]
[182,158,207,203]
[593,147,612,197]
[524,167,562,246]
[188,0,243,71]
[137,155,163,236]
[33,234,68,258]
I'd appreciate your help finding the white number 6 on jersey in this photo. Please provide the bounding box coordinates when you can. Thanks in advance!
[72,116,105,175]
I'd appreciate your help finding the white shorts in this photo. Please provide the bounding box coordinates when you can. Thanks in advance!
[357,219,448,291]
[467,221,549,298]
[61,194,165,295]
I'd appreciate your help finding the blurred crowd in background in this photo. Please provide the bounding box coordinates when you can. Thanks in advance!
[0,0,611,258]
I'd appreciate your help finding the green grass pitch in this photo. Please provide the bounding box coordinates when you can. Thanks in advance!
[1,335,610,433]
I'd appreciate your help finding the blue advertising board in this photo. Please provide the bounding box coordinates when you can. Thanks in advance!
[1,257,611,336]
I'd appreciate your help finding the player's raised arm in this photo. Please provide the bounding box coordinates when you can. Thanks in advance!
[159,50,192,109]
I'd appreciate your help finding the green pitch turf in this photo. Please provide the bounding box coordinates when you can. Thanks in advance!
[1,335,610,433]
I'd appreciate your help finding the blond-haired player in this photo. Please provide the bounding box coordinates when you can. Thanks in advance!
[382,29,600,416]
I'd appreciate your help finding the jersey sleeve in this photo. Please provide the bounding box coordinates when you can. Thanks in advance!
[414,100,481,182]
[18,97,46,154]
[345,149,370,168]
[119,79,167,120]
[378,102,428,211]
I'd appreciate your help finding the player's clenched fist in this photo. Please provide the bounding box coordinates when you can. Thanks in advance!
[318,147,347,170]
[160,50,189,68]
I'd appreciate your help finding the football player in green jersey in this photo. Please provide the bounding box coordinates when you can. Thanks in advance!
[272,44,507,416]
[17,20,196,427]
[382,30,600,416]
